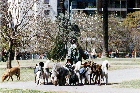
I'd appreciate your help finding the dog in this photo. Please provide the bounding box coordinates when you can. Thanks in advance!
[35,70,44,85]
[57,66,69,86]
[84,66,92,84]
[73,61,81,84]
[43,60,51,84]
[78,62,92,84]
[94,64,102,85]
[101,60,110,85]
[2,60,20,82]
[50,63,61,86]
[34,62,46,85]
[69,70,79,85]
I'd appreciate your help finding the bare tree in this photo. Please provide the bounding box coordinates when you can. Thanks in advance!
[0,0,41,68]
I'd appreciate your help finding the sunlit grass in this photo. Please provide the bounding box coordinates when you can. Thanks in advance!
[115,79,140,89]
[0,88,67,93]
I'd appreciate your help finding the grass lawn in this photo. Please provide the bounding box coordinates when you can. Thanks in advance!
[115,79,140,89]
[0,88,65,93]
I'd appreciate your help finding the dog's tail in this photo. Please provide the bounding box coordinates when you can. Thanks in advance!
[17,60,20,67]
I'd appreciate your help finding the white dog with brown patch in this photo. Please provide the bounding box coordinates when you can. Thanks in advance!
[101,60,110,85]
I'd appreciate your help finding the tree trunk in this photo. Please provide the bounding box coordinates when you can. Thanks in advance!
[7,40,13,69]
[103,0,109,57]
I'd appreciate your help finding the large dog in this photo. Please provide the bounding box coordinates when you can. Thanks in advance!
[57,66,69,86]
[2,60,20,82]
[101,60,110,85]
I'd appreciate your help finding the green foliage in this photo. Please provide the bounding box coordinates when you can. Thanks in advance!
[48,14,81,61]
[123,11,140,29]
[48,35,66,61]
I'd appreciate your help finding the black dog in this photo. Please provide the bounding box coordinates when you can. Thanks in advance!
[57,67,69,86]
[69,70,79,85]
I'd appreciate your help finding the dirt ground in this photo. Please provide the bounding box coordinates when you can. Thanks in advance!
[1,67,140,93]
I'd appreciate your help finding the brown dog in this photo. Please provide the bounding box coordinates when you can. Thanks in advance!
[2,60,20,82]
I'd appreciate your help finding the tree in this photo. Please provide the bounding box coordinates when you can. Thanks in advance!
[123,11,140,57]
[71,11,131,58]
[48,13,81,61]
[71,11,103,54]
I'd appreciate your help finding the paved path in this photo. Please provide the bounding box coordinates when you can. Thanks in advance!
[1,68,140,93]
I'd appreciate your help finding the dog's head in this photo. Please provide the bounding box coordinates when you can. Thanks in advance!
[104,60,110,70]
[2,73,9,82]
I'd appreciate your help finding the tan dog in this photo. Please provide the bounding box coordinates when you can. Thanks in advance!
[2,60,20,82]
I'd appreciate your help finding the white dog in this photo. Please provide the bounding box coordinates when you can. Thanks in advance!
[101,60,110,85]
[73,61,81,84]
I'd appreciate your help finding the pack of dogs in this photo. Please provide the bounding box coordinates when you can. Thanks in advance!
[1,59,110,86]
[34,60,110,86]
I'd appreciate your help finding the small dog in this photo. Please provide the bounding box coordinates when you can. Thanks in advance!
[2,60,20,82]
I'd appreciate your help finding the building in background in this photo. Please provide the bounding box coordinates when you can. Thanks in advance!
[7,0,58,25]
[1,0,139,27]
[70,0,140,18]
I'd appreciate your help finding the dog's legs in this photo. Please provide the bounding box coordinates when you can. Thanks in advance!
[86,74,91,85]
[7,77,10,81]
[37,79,39,85]
[35,74,36,83]
[18,75,20,80]
[17,70,20,80]
[16,74,20,80]
[105,73,108,85]
[7,75,12,81]
[95,75,98,84]
[98,75,101,85]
